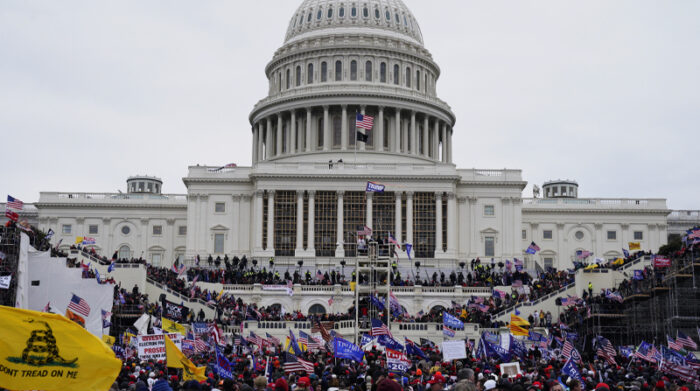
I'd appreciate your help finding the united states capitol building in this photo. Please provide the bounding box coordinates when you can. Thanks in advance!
[21,0,675,276]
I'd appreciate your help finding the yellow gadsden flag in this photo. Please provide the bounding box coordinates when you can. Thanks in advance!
[0,305,121,391]
[161,317,187,335]
[164,335,206,381]
[509,314,530,336]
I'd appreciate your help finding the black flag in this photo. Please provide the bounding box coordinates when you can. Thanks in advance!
[356,131,368,143]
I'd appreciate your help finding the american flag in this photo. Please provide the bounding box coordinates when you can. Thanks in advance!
[371,318,392,337]
[388,233,400,247]
[328,296,334,306]
[660,361,699,383]
[668,335,684,351]
[234,336,242,346]
[562,341,582,363]
[248,332,263,347]
[209,323,224,346]
[512,280,523,288]
[68,294,90,317]
[443,324,455,337]
[194,337,209,353]
[595,336,617,365]
[266,333,280,346]
[6,195,23,211]
[355,113,374,130]
[283,352,314,374]
[316,319,332,342]
[5,209,18,222]
[297,330,309,347]
[678,331,698,350]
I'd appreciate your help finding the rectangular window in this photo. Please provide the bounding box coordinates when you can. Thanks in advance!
[543,230,553,240]
[178,226,187,236]
[88,225,98,235]
[544,257,554,269]
[152,225,162,235]
[484,205,495,216]
[62,224,72,234]
[151,253,162,266]
[607,230,617,240]
[634,231,643,240]
[522,229,526,240]
[215,202,225,213]
[214,233,225,254]
[484,236,495,257]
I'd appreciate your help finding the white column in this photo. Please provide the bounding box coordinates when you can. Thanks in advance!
[359,106,366,151]
[257,123,264,161]
[410,111,416,155]
[267,191,275,254]
[441,123,447,163]
[276,115,283,156]
[251,126,258,163]
[323,105,330,151]
[199,195,208,255]
[341,105,348,151]
[295,191,304,257]
[305,109,312,152]
[254,191,264,253]
[406,192,414,245]
[376,107,384,152]
[433,120,440,160]
[447,127,453,163]
[307,191,316,254]
[366,192,373,231]
[422,117,429,157]
[290,111,297,154]
[336,191,345,257]
[265,118,272,159]
[393,109,401,153]
[395,192,402,241]
[435,192,443,255]
[446,192,457,257]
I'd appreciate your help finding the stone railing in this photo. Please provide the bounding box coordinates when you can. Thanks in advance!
[522,198,667,210]
[38,192,187,205]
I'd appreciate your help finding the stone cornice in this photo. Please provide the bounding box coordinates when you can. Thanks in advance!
[522,207,670,215]
[34,202,187,210]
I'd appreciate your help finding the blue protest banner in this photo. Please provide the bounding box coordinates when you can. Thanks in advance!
[333,337,365,362]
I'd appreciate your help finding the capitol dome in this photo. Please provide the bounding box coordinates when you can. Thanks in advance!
[284,0,424,46]
[249,0,455,165]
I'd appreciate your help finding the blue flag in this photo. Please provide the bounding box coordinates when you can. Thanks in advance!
[509,335,527,358]
[192,322,208,334]
[443,312,464,330]
[633,270,644,280]
[479,336,511,362]
[288,329,303,356]
[108,261,115,273]
[360,334,375,346]
[405,243,412,260]
[333,337,365,362]
[405,338,427,359]
[377,334,404,351]
[370,295,386,311]
[562,358,583,382]
[95,269,100,283]
[214,345,234,379]
[623,248,630,258]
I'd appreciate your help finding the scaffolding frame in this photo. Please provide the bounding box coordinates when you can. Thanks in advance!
[354,241,392,343]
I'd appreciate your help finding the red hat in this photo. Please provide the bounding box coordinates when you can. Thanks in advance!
[596,383,610,391]
[297,377,311,387]
[655,381,665,389]
[532,382,543,389]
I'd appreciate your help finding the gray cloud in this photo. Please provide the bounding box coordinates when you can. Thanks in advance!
[1,0,697,208]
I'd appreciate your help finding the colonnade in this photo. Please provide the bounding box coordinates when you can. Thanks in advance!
[251,105,452,164]
[253,189,458,258]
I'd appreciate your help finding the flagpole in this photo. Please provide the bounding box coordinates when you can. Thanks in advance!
[354,111,358,165]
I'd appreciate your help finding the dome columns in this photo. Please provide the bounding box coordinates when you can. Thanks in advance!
[251,104,452,163]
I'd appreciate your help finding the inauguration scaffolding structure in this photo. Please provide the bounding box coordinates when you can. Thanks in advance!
[573,251,700,347]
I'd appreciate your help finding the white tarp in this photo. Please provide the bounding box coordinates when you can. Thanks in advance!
[442,340,467,361]
[25,248,113,337]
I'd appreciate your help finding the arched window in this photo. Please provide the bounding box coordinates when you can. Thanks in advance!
[363,7,369,18]
[416,70,420,90]
[277,72,281,92]
[383,118,389,149]
[365,61,372,81]
[339,7,345,18]
[393,64,399,85]
[321,62,327,82]
[118,245,130,259]
[380,62,387,83]
[350,60,357,80]
[286,69,290,89]
[385,10,391,21]
[317,9,322,20]
[430,305,445,314]
[406,67,411,87]
[375,8,380,19]
[299,14,304,26]
[309,304,326,314]
[307,12,312,22]
[332,115,342,147]
[351,7,357,17]
[328,8,333,18]
[296,66,301,87]
[335,60,342,81]
[395,13,400,24]
[307,63,314,84]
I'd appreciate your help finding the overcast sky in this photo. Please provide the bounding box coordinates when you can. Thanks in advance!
[1,1,698,209]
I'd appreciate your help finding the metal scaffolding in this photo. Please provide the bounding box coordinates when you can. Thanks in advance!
[354,241,392,343]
